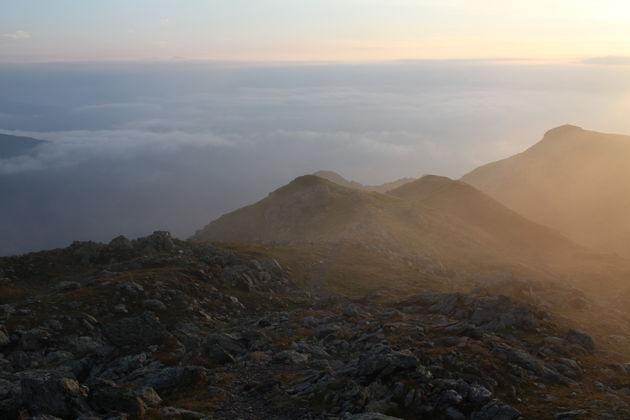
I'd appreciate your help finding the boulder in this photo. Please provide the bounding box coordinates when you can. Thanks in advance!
[108,235,134,251]
[273,350,309,364]
[103,312,167,347]
[0,329,10,348]
[19,328,52,351]
[19,370,89,419]
[136,231,175,253]
[346,414,404,420]
[142,299,167,311]
[563,329,595,354]
[52,281,81,293]
[128,366,209,394]
[204,333,247,364]
[471,399,522,420]
[89,380,147,418]
[159,406,205,419]
[0,378,21,419]
[357,348,418,377]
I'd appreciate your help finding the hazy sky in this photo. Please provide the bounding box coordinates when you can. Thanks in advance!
[2,0,630,62]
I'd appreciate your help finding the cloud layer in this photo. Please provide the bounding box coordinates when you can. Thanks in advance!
[2,30,31,40]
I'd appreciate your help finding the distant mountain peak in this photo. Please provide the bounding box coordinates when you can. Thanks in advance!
[462,125,630,255]
[312,169,415,193]
[288,174,333,188]
[388,174,454,198]
[543,124,584,138]
[312,170,348,181]
[0,133,47,159]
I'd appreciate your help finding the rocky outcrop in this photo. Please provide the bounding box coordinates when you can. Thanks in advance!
[0,233,625,419]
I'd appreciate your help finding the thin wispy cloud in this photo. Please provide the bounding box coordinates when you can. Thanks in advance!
[582,56,630,65]
[2,30,31,40]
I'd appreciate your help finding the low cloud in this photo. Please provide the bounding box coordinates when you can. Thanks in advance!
[581,56,630,65]
[0,128,233,175]
[2,30,31,40]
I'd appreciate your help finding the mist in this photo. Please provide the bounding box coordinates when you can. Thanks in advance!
[2,59,630,255]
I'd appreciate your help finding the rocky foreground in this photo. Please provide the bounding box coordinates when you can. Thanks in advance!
[1,232,629,419]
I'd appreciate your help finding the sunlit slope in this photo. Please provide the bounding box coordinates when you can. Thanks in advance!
[193,173,583,269]
[389,175,580,261]
[462,125,630,255]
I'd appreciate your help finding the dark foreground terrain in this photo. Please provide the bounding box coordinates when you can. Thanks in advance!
[1,232,630,420]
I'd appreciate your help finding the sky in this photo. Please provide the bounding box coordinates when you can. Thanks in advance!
[2,2,630,255]
[2,0,630,63]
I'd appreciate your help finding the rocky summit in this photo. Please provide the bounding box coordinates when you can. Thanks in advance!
[1,232,630,419]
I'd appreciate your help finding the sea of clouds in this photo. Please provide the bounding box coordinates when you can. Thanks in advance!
[1,60,629,254]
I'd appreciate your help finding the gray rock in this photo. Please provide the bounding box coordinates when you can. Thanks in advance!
[89,380,147,417]
[345,413,403,420]
[134,387,162,407]
[492,344,545,375]
[136,231,175,253]
[555,409,589,419]
[445,406,466,420]
[357,348,418,377]
[19,328,51,351]
[273,350,309,364]
[113,304,128,314]
[204,333,247,365]
[70,336,103,354]
[469,295,538,331]
[142,299,167,311]
[0,330,10,347]
[103,312,167,347]
[52,281,81,293]
[45,351,75,365]
[564,329,595,354]
[471,399,521,420]
[342,305,362,317]
[469,385,493,403]
[0,378,21,419]
[19,370,89,418]
[159,406,205,419]
[108,235,134,251]
[42,320,63,331]
[128,366,209,394]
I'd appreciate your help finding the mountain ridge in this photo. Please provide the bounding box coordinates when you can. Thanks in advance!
[192,172,584,273]
[462,124,630,255]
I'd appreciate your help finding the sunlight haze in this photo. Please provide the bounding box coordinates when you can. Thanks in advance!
[2,0,630,62]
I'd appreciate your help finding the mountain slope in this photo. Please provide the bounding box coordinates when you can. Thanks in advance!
[193,174,583,270]
[462,125,630,255]
[0,133,46,159]
[389,175,577,259]
[4,233,630,419]
[192,175,396,244]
